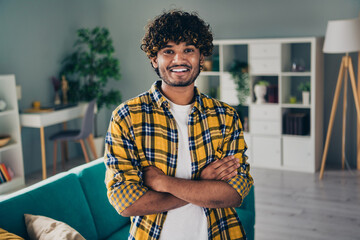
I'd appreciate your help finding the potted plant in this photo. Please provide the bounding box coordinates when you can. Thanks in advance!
[254,80,269,104]
[229,60,250,105]
[60,27,121,156]
[298,81,310,105]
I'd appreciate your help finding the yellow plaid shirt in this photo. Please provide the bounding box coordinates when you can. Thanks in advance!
[105,81,253,240]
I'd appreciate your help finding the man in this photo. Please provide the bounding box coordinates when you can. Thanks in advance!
[105,10,253,240]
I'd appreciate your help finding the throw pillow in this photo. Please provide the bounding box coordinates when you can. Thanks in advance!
[0,228,24,240]
[24,214,85,240]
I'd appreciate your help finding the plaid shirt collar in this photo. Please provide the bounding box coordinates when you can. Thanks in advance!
[149,80,205,114]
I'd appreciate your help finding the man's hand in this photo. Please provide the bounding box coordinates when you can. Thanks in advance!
[143,166,167,192]
[141,158,242,209]
[200,155,240,181]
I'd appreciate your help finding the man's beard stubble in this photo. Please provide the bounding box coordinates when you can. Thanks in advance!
[155,61,202,87]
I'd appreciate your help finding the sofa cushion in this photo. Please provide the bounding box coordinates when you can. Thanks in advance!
[0,173,98,240]
[24,214,85,240]
[70,159,130,240]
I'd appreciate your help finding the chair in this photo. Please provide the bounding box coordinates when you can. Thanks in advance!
[50,100,98,174]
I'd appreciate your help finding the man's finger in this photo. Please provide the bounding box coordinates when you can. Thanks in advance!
[220,170,238,181]
[213,155,235,169]
[216,161,240,180]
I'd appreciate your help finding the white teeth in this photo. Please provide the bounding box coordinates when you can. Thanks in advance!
[171,68,188,72]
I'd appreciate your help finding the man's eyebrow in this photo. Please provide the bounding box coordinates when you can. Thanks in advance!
[185,43,196,46]
[163,44,174,48]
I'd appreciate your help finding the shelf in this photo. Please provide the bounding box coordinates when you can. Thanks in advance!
[0,109,16,117]
[250,73,280,77]
[200,71,220,76]
[282,103,311,109]
[282,134,311,139]
[0,141,18,153]
[249,103,280,107]
[202,37,322,173]
[0,177,25,196]
[0,75,24,194]
[281,72,311,76]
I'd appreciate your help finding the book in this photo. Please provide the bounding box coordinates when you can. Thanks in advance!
[284,112,309,135]
[0,169,6,183]
[0,163,12,182]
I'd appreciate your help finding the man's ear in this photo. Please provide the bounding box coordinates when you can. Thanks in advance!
[150,57,158,69]
[200,54,205,66]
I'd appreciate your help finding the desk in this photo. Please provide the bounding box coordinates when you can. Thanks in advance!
[20,103,88,179]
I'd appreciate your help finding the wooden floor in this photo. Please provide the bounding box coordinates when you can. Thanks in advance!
[251,167,360,240]
[23,161,360,240]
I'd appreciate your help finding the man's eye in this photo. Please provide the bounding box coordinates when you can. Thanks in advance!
[164,50,173,54]
[185,49,194,53]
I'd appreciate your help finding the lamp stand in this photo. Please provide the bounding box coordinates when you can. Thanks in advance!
[319,55,360,179]
[358,52,360,170]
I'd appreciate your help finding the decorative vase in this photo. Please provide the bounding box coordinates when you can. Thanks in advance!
[302,91,310,105]
[254,85,267,104]
[290,96,297,104]
[54,92,61,105]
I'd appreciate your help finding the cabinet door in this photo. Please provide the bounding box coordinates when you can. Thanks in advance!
[252,136,281,168]
[283,137,314,172]
[249,43,280,58]
[250,59,280,75]
[250,105,280,120]
[251,120,281,135]
[249,43,281,74]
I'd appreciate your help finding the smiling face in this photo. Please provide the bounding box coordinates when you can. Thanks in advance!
[151,41,204,88]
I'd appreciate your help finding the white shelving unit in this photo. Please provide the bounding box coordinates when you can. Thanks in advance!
[0,75,25,194]
[197,37,323,173]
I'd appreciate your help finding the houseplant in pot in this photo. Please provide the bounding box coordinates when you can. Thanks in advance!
[229,60,250,105]
[60,27,121,157]
[298,81,310,105]
[229,61,250,126]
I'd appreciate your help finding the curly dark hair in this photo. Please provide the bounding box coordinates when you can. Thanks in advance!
[141,10,214,59]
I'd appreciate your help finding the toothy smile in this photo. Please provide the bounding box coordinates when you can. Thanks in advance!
[170,68,189,72]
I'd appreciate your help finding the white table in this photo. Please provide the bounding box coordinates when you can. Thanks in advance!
[20,103,88,179]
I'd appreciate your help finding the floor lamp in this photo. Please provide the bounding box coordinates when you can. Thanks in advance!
[319,18,360,179]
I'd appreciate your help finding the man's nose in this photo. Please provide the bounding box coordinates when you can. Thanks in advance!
[173,52,186,63]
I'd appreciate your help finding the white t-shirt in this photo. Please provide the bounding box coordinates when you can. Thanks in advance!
[159,100,208,240]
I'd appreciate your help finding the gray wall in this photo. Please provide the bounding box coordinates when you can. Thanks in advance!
[1,0,359,174]
[0,0,104,174]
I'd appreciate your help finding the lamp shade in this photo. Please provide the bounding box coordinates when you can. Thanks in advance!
[323,18,360,54]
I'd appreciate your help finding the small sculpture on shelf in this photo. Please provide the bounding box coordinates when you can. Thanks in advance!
[51,76,61,105]
[289,96,297,104]
[203,60,213,71]
[291,58,306,72]
[61,75,69,105]
[254,80,269,104]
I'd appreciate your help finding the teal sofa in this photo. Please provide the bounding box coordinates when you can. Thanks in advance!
[0,158,255,239]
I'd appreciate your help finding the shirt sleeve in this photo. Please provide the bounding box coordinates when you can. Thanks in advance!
[104,109,148,214]
[220,111,253,203]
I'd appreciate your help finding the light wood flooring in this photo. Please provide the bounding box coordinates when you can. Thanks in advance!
[251,167,360,240]
[23,161,360,240]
